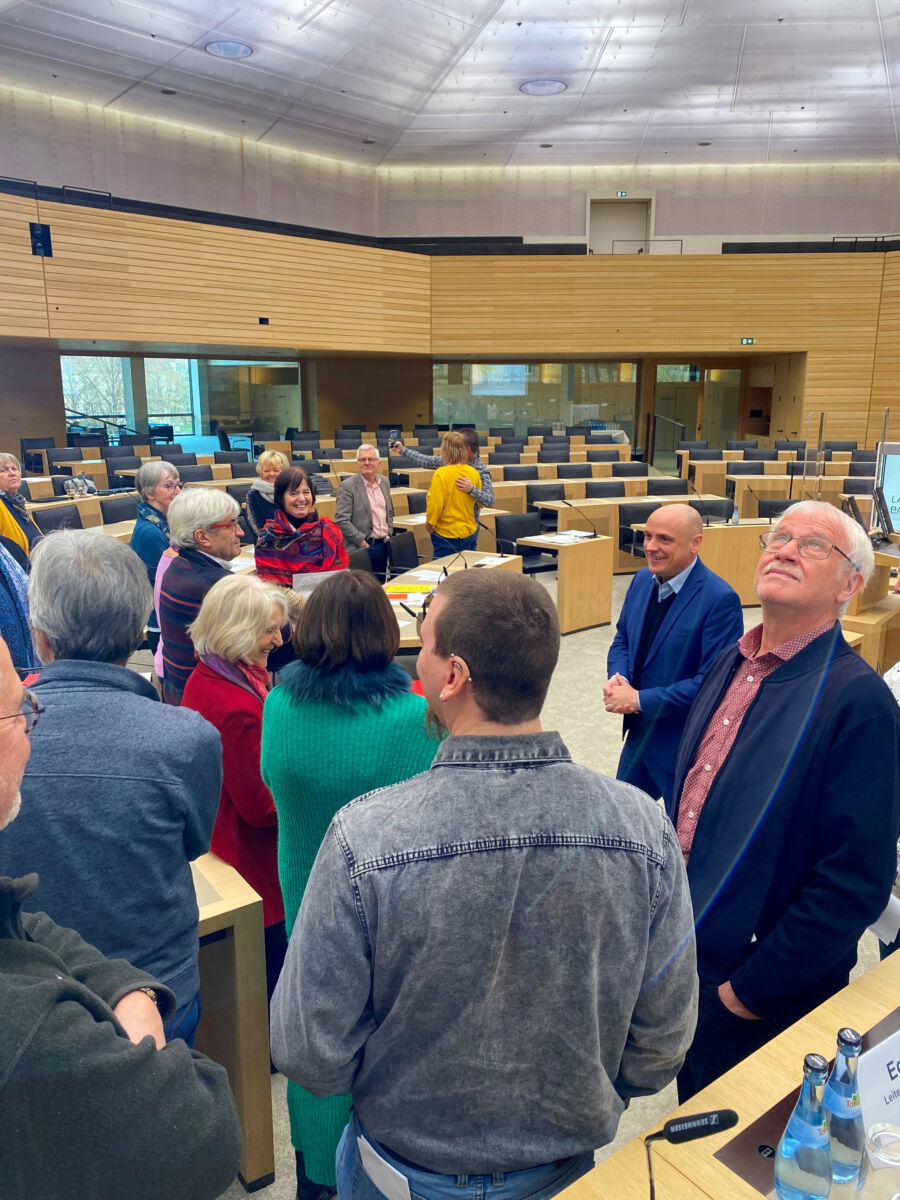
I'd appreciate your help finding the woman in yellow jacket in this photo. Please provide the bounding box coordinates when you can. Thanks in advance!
[0,454,42,560]
[425,431,481,559]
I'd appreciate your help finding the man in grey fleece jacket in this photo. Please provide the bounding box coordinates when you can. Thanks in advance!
[0,631,241,1200]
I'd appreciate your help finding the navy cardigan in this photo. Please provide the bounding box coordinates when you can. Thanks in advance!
[669,625,900,1021]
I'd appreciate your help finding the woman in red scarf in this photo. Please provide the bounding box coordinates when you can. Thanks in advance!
[181,572,291,1001]
[255,465,348,586]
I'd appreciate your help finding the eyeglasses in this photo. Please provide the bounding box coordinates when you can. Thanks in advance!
[158,480,183,492]
[759,531,858,571]
[0,689,44,734]
[398,589,436,634]
[207,519,241,532]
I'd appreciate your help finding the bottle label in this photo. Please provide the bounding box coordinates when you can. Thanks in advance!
[787,1112,829,1147]
[826,1090,861,1116]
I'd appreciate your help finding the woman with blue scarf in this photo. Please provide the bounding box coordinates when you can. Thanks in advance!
[130,461,181,651]
[0,542,37,672]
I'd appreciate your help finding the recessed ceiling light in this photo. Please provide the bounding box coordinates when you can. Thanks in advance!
[205,40,253,59]
[160,87,177,95]
[361,139,375,145]
[519,79,567,96]
[698,141,711,146]
[540,143,553,148]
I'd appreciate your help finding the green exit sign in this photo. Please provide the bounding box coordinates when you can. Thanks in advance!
[616,190,627,197]
[741,337,755,345]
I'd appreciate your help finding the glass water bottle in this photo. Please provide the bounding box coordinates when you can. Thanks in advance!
[774,1052,833,1200]
[823,1027,864,1184]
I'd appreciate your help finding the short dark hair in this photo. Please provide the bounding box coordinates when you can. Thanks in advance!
[432,571,559,722]
[275,465,316,513]
[293,569,399,672]
[461,428,480,454]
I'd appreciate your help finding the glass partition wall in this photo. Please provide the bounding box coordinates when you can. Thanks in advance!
[432,362,638,440]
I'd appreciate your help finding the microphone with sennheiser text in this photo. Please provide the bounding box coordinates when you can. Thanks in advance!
[644,1110,739,1200]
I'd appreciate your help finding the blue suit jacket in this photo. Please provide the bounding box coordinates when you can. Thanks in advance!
[607,558,743,802]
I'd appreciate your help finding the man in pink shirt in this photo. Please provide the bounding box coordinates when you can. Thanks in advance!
[668,500,900,1100]
[335,444,394,580]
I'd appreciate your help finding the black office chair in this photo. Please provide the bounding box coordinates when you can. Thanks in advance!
[585,481,625,498]
[105,456,142,487]
[228,461,259,478]
[347,546,375,574]
[99,495,139,523]
[726,461,760,475]
[527,426,553,438]
[32,504,83,533]
[690,499,733,523]
[291,436,321,452]
[284,427,300,442]
[178,465,214,482]
[216,429,233,452]
[148,424,174,444]
[618,502,662,556]
[677,440,709,451]
[406,492,428,514]
[149,441,183,455]
[100,445,131,460]
[742,449,778,461]
[226,482,254,505]
[848,462,876,477]
[566,426,591,437]
[214,450,250,464]
[586,449,619,462]
[252,432,280,457]
[494,513,556,574]
[388,532,419,575]
[489,452,522,465]
[541,436,570,447]
[526,483,565,532]
[20,437,55,473]
[842,478,873,495]
[537,449,570,463]
[851,449,877,462]
[489,427,515,438]
[612,462,648,477]
[584,433,616,445]
[316,447,342,459]
[165,453,198,466]
[775,440,807,454]
[757,498,801,520]
[46,449,80,474]
[501,465,539,481]
[824,440,858,452]
[341,424,366,433]
[726,440,758,451]
[450,423,475,432]
[647,478,688,495]
[688,449,723,461]
[310,473,334,496]
[414,425,440,437]
[556,463,592,479]
[786,461,816,477]
[68,432,108,449]
[499,438,528,450]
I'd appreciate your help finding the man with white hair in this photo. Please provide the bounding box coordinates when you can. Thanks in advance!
[0,630,241,1198]
[334,444,394,579]
[670,500,900,1099]
[0,530,222,1046]
[157,487,242,704]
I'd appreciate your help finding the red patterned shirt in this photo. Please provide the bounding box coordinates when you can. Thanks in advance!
[676,619,837,860]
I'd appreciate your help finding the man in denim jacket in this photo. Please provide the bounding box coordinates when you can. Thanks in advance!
[272,571,698,1200]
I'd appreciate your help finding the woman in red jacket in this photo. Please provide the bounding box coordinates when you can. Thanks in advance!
[182,572,291,1001]
[255,465,348,587]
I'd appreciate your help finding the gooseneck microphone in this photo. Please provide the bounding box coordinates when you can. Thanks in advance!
[559,497,600,537]
[687,479,710,527]
[644,1110,739,1200]
[476,518,506,556]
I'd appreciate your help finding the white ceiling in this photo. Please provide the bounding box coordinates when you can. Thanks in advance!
[1,0,900,167]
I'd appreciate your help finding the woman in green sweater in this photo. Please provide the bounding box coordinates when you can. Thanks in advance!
[261,569,440,1200]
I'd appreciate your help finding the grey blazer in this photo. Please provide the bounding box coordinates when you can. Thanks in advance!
[334,472,394,548]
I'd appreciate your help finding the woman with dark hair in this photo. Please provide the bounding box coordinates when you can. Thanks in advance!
[254,465,348,586]
[261,569,439,1200]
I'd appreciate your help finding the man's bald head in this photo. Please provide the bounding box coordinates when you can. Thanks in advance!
[643,503,703,581]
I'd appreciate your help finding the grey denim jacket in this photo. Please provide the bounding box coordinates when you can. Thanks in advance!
[271,732,698,1175]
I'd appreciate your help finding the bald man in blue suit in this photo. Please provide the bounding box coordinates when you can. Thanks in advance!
[605,504,743,804]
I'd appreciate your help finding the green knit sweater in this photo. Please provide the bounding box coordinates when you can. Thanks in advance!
[261,660,440,1185]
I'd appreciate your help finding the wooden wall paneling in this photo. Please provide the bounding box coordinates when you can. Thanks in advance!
[38,202,431,353]
[0,195,52,338]
[869,253,900,445]
[0,346,67,459]
[314,357,432,436]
